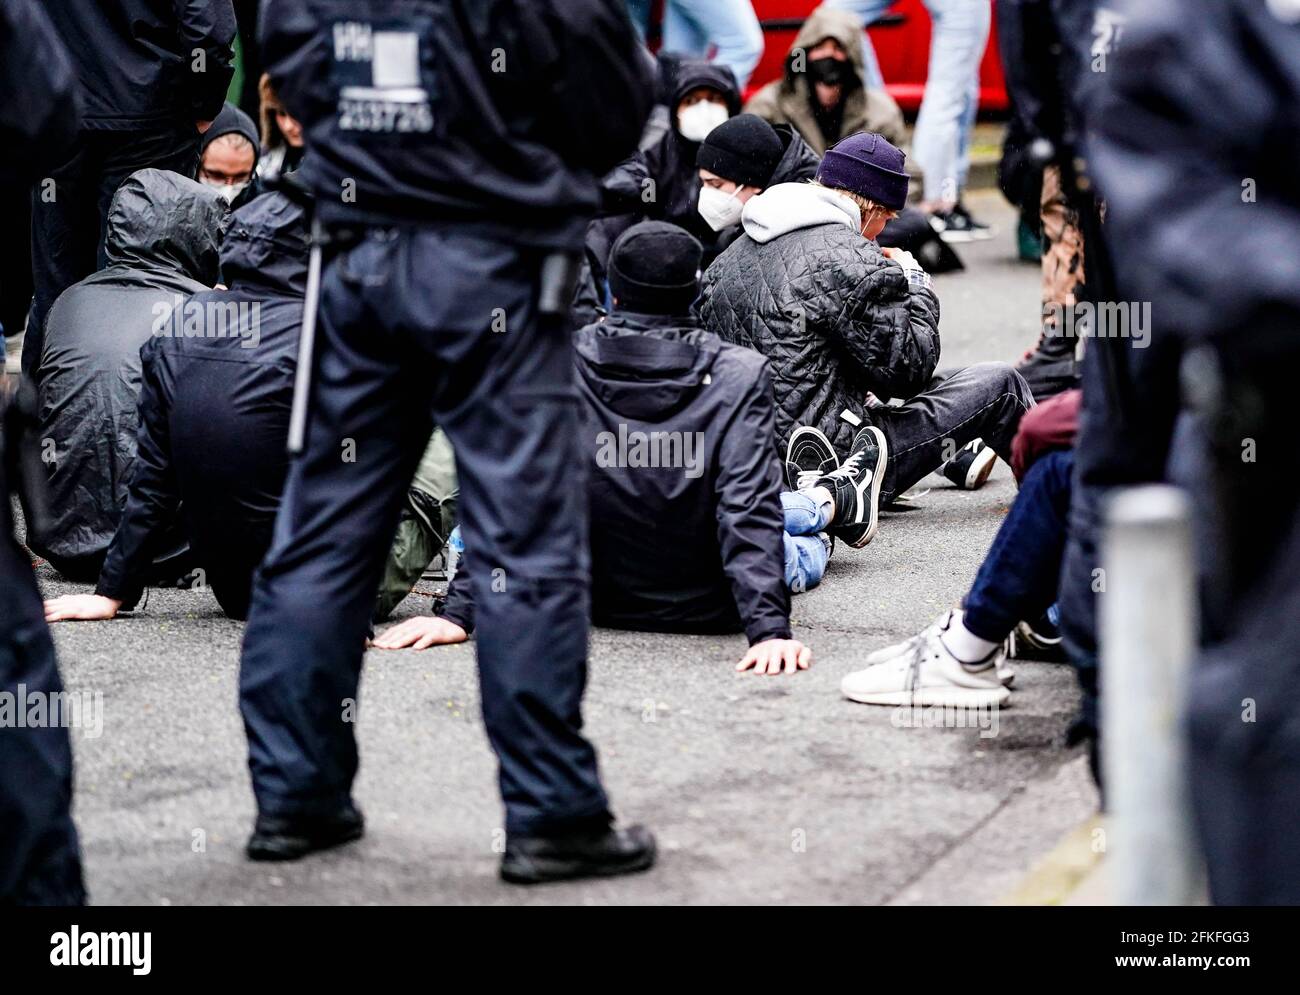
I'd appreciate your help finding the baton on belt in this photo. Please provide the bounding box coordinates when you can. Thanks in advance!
[288,213,324,456]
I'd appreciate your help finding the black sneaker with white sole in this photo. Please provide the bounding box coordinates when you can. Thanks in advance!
[815,425,888,548]
[929,203,994,243]
[784,425,839,493]
[941,439,998,490]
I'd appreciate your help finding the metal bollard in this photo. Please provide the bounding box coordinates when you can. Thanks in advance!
[1101,484,1203,904]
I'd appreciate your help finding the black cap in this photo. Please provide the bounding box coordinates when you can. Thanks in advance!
[607,221,703,316]
[696,113,784,189]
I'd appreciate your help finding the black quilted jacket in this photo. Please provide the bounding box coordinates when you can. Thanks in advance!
[700,182,941,457]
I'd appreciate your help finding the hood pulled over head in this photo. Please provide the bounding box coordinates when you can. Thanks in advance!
[103,168,228,284]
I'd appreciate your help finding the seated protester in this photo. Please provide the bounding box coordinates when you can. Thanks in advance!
[42,192,458,624]
[742,7,961,273]
[745,5,905,157]
[595,60,741,258]
[694,113,819,250]
[198,102,261,209]
[375,222,816,677]
[33,169,227,582]
[255,73,304,185]
[842,391,1083,708]
[701,133,1033,548]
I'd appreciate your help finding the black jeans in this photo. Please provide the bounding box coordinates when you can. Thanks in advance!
[24,123,200,380]
[872,361,1034,503]
[239,226,610,835]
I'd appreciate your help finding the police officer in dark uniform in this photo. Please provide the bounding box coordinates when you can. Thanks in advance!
[244,0,657,883]
[0,0,86,906]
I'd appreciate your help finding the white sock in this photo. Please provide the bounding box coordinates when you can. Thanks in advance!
[808,485,835,525]
[940,612,999,666]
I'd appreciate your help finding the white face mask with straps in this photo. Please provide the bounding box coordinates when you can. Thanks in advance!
[697,184,744,232]
[677,101,729,143]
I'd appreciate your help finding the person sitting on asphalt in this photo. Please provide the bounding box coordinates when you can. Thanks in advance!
[744,5,906,158]
[375,221,830,676]
[696,111,963,277]
[694,113,820,250]
[841,388,1081,709]
[197,101,261,209]
[42,191,459,625]
[700,131,1034,550]
[32,168,228,583]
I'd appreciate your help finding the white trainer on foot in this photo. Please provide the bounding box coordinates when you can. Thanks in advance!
[842,622,1010,707]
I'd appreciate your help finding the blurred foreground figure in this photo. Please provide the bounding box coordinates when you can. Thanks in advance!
[1090,0,1300,904]
[0,0,85,906]
[243,0,657,884]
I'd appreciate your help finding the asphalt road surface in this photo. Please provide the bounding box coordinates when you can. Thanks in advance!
[33,190,1099,905]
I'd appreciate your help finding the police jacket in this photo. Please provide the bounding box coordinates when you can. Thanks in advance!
[42,0,235,131]
[700,182,941,458]
[441,311,792,646]
[259,0,654,247]
[35,170,227,581]
[0,0,78,183]
[96,192,307,609]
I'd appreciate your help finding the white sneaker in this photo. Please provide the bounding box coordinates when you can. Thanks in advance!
[862,610,1015,686]
[843,621,1010,707]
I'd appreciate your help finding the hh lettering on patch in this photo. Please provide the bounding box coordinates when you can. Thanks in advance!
[333,20,434,133]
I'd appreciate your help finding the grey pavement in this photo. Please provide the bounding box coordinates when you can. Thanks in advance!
[33,190,1099,905]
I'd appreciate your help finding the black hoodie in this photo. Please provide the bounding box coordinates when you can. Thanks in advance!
[95,192,308,614]
[442,310,791,644]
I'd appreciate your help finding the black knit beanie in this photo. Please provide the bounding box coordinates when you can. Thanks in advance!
[607,221,703,315]
[696,113,784,189]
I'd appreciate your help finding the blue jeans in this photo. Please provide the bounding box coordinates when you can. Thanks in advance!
[911,0,990,204]
[633,0,764,89]
[825,0,897,90]
[782,492,831,594]
[962,450,1073,643]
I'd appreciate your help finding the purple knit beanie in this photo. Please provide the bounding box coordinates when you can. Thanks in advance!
[815,132,909,210]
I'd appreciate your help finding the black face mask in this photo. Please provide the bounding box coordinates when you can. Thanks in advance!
[806,56,853,88]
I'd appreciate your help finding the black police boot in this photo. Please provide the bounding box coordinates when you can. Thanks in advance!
[246,804,365,861]
[500,823,656,885]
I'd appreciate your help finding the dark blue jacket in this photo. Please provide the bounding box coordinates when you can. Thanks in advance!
[259,0,655,246]
[42,0,236,131]
[96,192,307,609]
[1089,0,1300,361]
[443,311,792,645]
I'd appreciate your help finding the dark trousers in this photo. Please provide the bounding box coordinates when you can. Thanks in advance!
[0,534,85,904]
[873,360,1034,503]
[24,123,200,379]
[239,226,609,835]
[962,450,1073,642]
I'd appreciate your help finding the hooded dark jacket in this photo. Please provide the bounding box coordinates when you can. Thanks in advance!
[34,169,227,580]
[700,181,941,457]
[42,0,235,131]
[441,311,791,645]
[259,0,654,246]
[95,192,306,617]
[600,61,743,242]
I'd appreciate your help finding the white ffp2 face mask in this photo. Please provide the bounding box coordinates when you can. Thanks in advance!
[208,180,249,204]
[697,185,744,232]
[677,101,729,143]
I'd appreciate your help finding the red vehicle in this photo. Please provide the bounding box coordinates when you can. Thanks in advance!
[747,0,1007,113]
